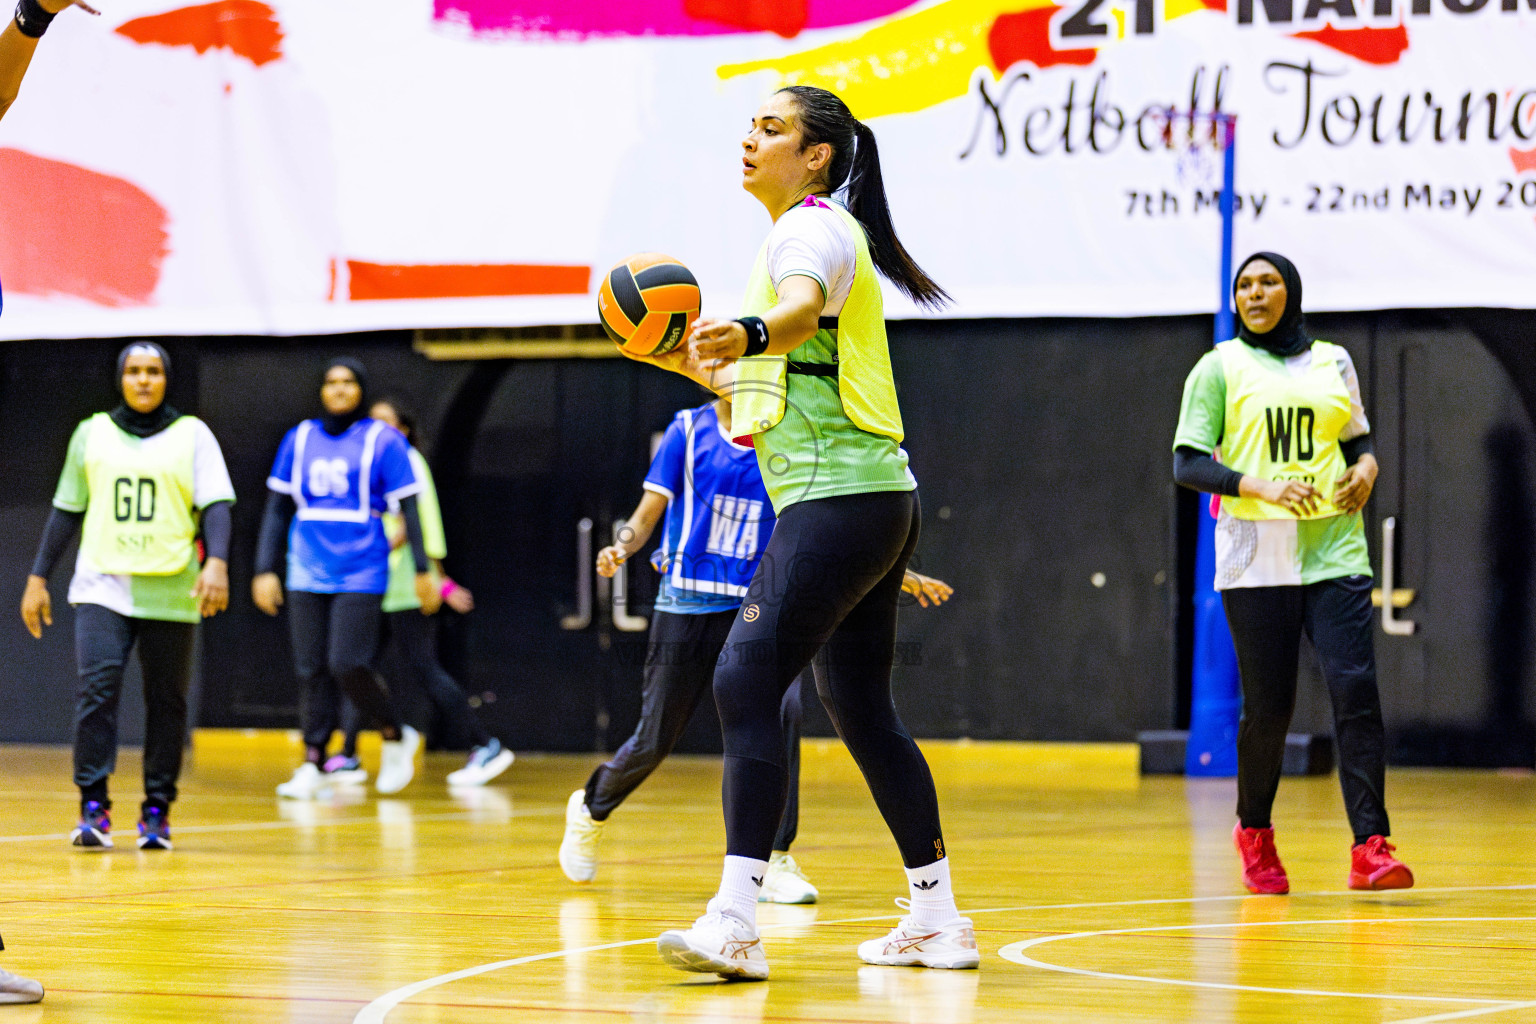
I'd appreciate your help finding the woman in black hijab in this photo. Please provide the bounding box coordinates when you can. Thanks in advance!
[1171,253,1413,896]
[253,358,437,798]
[22,342,235,854]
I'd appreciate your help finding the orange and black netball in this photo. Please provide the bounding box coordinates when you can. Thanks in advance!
[597,253,701,357]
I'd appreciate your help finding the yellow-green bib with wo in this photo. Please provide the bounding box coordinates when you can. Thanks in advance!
[730,203,903,443]
[80,413,199,575]
[1218,339,1351,521]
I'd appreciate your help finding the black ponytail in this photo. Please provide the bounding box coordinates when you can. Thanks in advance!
[777,86,951,311]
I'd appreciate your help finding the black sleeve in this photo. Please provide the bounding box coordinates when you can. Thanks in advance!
[1340,433,1374,464]
[399,496,429,574]
[201,500,233,563]
[1173,445,1244,498]
[30,508,84,579]
[254,491,295,577]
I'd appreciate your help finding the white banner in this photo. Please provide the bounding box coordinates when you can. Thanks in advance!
[0,0,1531,340]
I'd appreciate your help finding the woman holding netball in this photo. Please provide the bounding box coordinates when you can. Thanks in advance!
[254,359,437,797]
[1173,251,1413,895]
[629,85,976,978]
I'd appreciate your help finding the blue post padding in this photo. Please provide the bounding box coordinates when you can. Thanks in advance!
[1186,504,1240,775]
[1186,113,1241,777]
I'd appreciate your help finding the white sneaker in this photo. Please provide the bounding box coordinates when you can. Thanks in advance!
[657,898,769,980]
[276,762,326,799]
[857,901,980,969]
[558,789,605,883]
[446,739,514,787]
[0,968,43,1004]
[375,725,421,794]
[758,850,818,904]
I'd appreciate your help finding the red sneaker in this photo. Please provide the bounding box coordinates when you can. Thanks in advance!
[1349,835,1414,890]
[1233,823,1290,895]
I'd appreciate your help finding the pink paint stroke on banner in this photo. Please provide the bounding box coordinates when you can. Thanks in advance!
[0,148,169,307]
[1513,145,1536,177]
[433,0,919,39]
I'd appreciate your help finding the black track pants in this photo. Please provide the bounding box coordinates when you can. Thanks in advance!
[73,603,196,810]
[714,489,945,868]
[342,610,489,754]
[1223,575,1390,842]
[287,590,400,749]
[584,609,805,852]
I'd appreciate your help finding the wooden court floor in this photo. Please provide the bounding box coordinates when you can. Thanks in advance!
[1,733,1533,1023]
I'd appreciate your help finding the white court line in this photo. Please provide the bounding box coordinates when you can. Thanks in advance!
[353,892,1536,1022]
[997,916,1536,1007]
[0,806,570,845]
[352,937,659,1024]
[0,811,481,844]
[352,912,901,1024]
[1385,1002,1536,1024]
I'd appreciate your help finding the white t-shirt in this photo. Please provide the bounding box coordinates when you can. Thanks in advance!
[765,198,857,317]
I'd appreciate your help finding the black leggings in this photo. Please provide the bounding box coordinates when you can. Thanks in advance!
[584,609,805,852]
[73,603,196,810]
[342,610,490,755]
[1223,575,1390,842]
[288,590,401,753]
[714,489,943,868]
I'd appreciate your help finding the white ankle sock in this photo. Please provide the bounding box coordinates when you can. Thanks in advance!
[904,858,959,927]
[715,855,767,925]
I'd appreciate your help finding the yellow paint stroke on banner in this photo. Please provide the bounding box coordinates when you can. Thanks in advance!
[1163,0,1211,20]
[717,0,1055,120]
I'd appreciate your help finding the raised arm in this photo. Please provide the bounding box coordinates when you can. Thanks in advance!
[597,490,669,578]
[0,0,99,122]
[688,275,826,365]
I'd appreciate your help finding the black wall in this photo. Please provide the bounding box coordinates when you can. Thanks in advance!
[2,311,1533,762]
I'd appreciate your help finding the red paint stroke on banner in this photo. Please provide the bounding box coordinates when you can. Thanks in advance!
[345,261,591,301]
[0,149,168,307]
[116,1,284,66]
[1511,145,1536,176]
[1291,23,1408,65]
[988,7,1096,72]
[432,0,917,39]
[1199,0,1227,10]
[684,0,807,37]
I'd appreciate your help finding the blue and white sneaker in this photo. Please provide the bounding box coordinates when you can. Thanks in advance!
[137,806,172,851]
[71,800,113,850]
[322,754,369,787]
[446,739,514,787]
